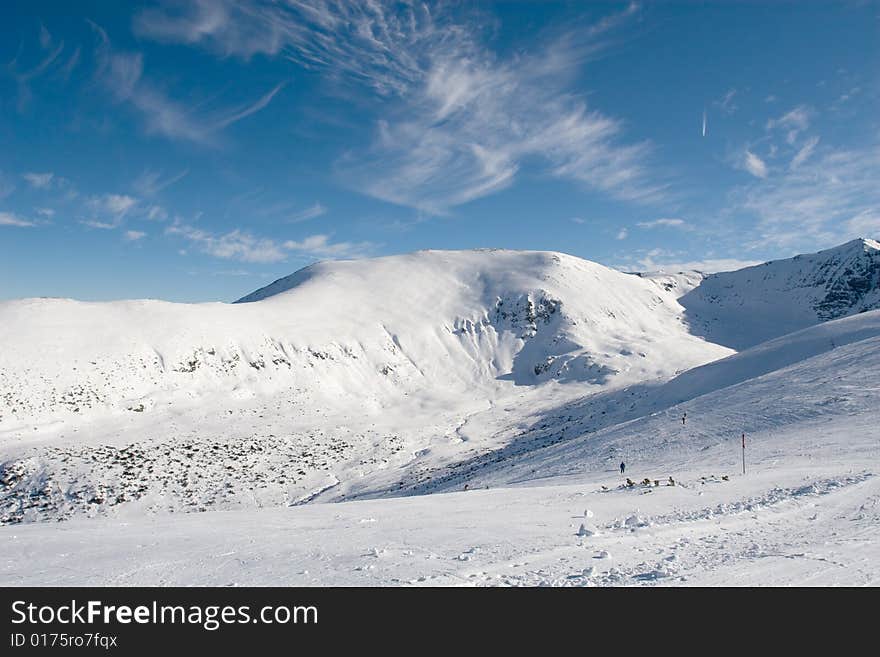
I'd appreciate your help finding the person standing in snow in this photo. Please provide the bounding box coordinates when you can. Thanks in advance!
[681,412,687,426]
[619,462,625,475]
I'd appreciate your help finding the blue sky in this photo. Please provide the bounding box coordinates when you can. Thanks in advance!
[1,1,878,302]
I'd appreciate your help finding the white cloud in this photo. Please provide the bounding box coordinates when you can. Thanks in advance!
[132,169,189,197]
[833,86,861,108]
[765,105,812,144]
[0,212,37,227]
[288,202,327,223]
[90,22,283,145]
[743,150,768,178]
[766,105,811,131]
[167,224,288,263]
[35,207,55,218]
[790,136,819,169]
[88,193,137,216]
[641,258,762,273]
[570,217,586,225]
[212,83,286,130]
[23,172,54,189]
[616,227,628,240]
[166,222,374,263]
[734,144,880,250]
[8,26,68,110]
[80,219,118,230]
[714,88,737,115]
[134,1,660,213]
[103,194,137,215]
[146,205,168,221]
[81,193,138,230]
[636,218,690,229]
[210,269,254,277]
[846,209,880,238]
[282,234,374,258]
[124,230,147,241]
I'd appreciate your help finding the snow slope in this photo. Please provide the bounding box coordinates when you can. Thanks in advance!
[0,249,730,524]
[2,311,877,585]
[679,238,880,348]
[1,243,878,586]
[422,309,880,493]
[0,249,729,429]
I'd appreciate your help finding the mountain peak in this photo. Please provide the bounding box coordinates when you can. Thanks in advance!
[234,249,581,304]
[814,237,880,256]
[856,237,880,252]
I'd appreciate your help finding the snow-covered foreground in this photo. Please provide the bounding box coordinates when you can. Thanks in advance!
[1,240,878,586]
[2,449,876,586]
[3,308,879,586]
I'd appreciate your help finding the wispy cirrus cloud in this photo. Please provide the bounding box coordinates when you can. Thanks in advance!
[90,22,284,145]
[134,0,662,213]
[742,150,768,178]
[166,221,375,263]
[288,202,327,223]
[615,247,761,273]
[846,209,880,237]
[80,193,139,229]
[7,24,72,110]
[0,212,38,227]
[22,172,55,189]
[166,223,288,262]
[282,233,374,258]
[713,88,738,115]
[790,136,820,169]
[645,257,762,273]
[89,193,138,216]
[146,205,168,221]
[766,104,813,145]
[636,218,690,229]
[734,143,880,250]
[132,169,189,197]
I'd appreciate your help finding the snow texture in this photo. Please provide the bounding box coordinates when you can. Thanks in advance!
[1,240,878,586]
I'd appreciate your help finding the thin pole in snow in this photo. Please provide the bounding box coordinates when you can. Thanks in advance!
[741,433,746,475]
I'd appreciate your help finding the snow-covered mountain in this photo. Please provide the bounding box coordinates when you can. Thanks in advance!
[678,238,880,349]
[0,249,730,428]
[1,240,878,548]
